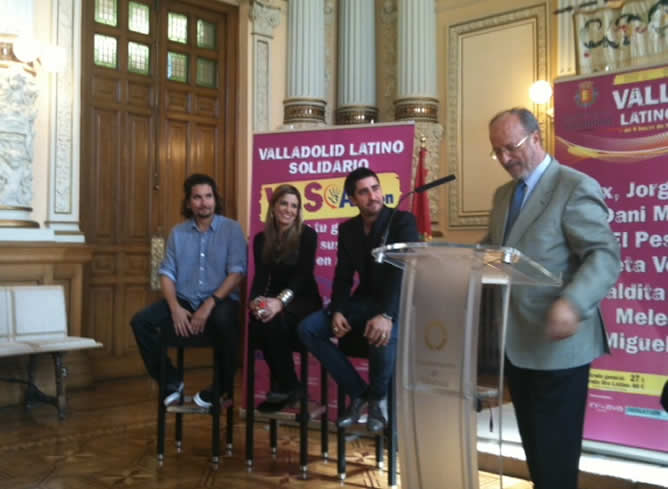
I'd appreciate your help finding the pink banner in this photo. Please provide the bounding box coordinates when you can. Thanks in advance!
[244,123,415,418]
[554,65,668,453]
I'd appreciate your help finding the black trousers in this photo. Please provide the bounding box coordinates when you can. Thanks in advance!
[250,312,302,393]
[506,359,591,489]
[131,297,240,396]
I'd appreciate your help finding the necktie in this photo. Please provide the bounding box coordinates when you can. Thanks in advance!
[503,180,526,243]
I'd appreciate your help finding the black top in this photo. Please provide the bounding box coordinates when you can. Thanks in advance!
[329,205,418,319]
[250,225,322,319]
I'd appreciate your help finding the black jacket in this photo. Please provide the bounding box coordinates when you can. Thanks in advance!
[329,205,418,320]
[250,225,322,319]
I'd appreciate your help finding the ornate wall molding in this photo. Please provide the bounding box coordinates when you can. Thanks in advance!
[377,0,398,122]
[324,0,337,125]
[45,0,84,242]
[53,0,74,214]
[446,5,548,228]
[395,97,439,122]
[335,105,378,125]
[283,98,327,124]
[251,0,281,132]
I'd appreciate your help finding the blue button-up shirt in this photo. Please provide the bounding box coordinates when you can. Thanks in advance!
[158,215,247,309]
[520,154,552,209]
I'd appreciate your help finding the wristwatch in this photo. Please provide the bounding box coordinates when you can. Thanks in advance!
[381,313,392,321]
[211,294,223,305]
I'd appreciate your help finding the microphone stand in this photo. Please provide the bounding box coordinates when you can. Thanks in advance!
[375,174,456,264]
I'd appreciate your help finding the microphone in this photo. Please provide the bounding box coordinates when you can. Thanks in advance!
[374,174,456,263]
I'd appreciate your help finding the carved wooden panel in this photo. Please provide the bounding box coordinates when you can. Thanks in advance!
[195,94,219,118]
[86,286,114,353]
[166,90,189,112]
[124,285,149,351]
[91,253,115,275]
[124,114,153,241]
[191,124,217,177]
[124,253,150,277]
[127,81,153,109]
[92,109,119,240]
[92,76,120,104]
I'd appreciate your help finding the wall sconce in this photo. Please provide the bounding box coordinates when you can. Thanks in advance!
[529,80,554,118]
[0,36,66,73]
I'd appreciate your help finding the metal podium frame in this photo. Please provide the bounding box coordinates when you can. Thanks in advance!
[372,242,562,489]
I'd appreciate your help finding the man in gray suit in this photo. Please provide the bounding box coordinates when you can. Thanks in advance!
[485,108,620,489]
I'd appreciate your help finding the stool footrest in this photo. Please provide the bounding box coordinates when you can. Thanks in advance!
[167,404,209,414]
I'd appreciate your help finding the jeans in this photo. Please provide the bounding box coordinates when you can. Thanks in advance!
[297,300,397,400]
[131,297,240,396]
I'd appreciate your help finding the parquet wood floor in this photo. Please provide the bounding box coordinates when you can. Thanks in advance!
[0,371,531,489]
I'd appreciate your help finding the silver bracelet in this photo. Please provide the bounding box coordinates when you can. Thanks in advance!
[276,289,294,307]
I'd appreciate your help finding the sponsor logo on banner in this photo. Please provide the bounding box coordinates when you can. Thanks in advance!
[575,80,598,108]
[257,173,401,221]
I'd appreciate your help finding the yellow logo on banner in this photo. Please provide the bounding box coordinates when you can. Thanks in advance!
[258,173,402,222]
[613,66,668,86]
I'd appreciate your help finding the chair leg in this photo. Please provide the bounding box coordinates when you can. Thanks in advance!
[226,402,234,455]
[388,378,397,488]
[157,338,167,463]
[299,350,308,475]
[211,346,221,465]
[320,363,328,460]
[175,348,184,453]
[337,384,346,480]
[376,433,384,469]
[246,343,255,467]
[270,418,278,456]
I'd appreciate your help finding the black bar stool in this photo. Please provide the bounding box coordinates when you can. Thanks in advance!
[157,326,234,467]
[245,336,329,476]
[335,336,398,487]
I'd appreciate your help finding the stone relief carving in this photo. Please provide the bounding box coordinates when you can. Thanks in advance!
[377,0,397,122]
[251,0,281,38]
[54,0,74,214]
[0,69,38,208]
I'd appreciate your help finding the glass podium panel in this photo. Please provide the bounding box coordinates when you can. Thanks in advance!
[372,242,561,489]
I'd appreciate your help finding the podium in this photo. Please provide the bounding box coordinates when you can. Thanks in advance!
[372,242,561,489]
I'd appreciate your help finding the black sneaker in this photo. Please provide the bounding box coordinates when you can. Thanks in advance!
[257,385,303,413]
[163,381,184,407]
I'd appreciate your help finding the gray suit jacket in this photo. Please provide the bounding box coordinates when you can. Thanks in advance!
[485,158,621,370]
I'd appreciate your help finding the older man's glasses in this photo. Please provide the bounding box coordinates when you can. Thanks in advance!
[490,133,531,161]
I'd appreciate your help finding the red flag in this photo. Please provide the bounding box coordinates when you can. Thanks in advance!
[411,145,432,240]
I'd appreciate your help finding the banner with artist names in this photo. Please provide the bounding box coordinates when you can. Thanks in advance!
[554,64,668,453]
[245,123,415,417]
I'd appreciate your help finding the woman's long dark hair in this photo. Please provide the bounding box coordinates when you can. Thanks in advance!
[262,184,303,264]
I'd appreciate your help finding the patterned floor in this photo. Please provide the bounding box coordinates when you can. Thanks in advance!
[0,372,531,489]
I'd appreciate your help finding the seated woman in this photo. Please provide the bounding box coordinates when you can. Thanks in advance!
[248,184,322,413]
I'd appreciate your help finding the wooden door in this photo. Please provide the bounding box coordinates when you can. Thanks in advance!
[81,0,238,379]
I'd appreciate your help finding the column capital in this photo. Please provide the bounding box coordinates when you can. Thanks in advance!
[250,0,282,38]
